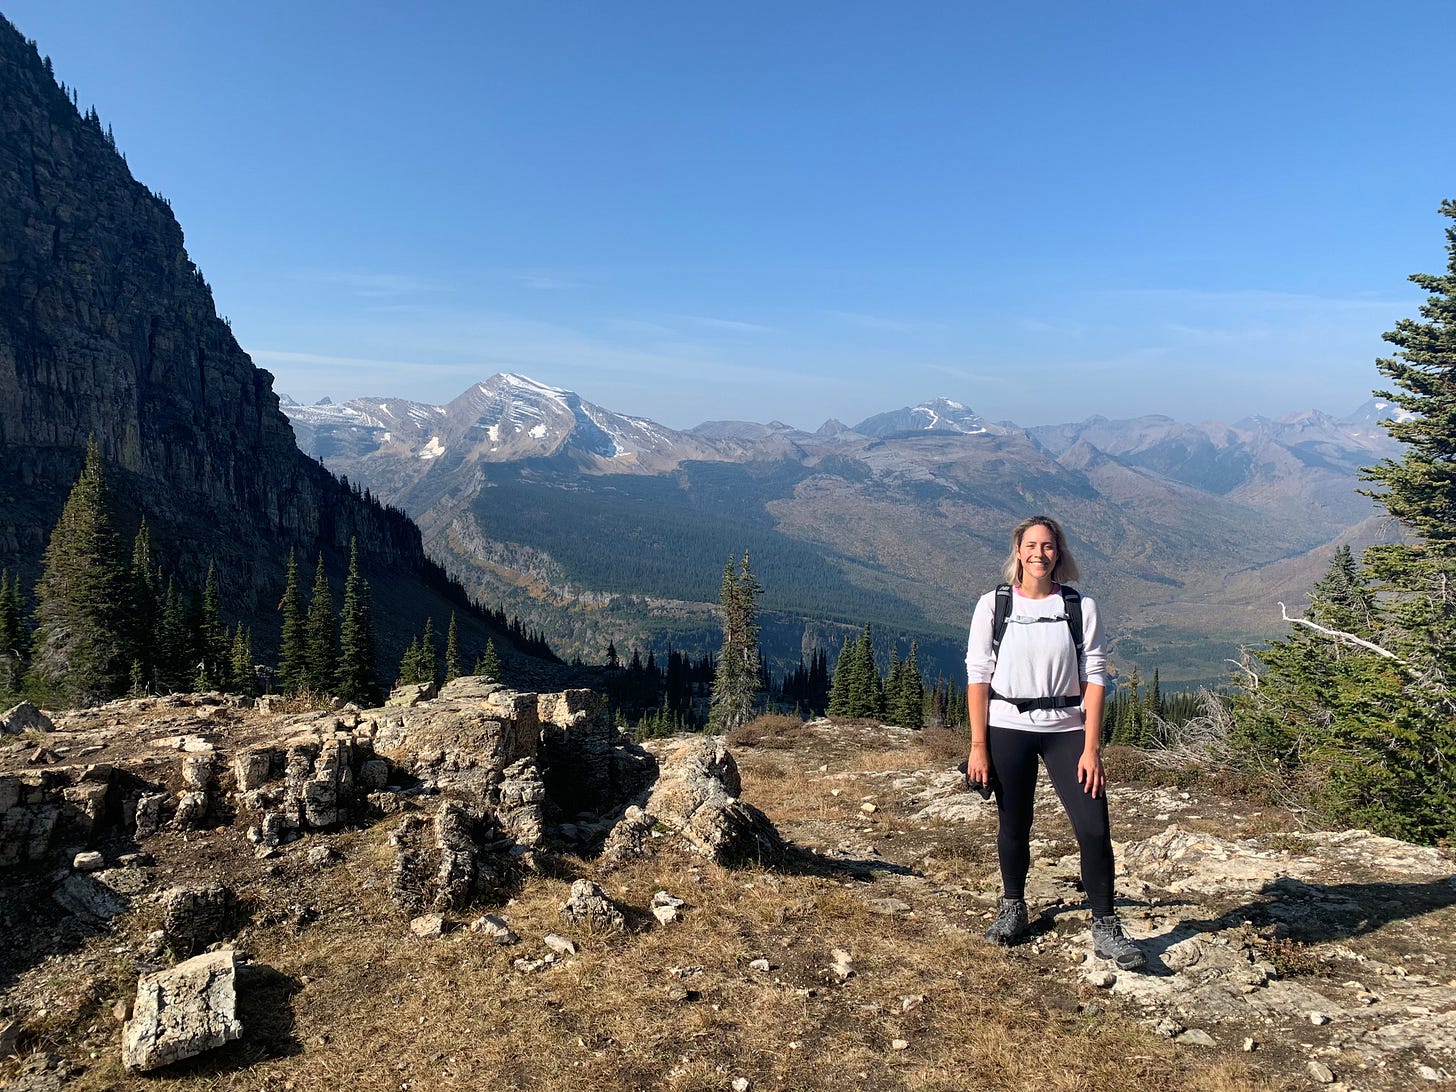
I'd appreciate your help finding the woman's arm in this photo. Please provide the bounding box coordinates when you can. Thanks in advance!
[967,682,991,784]
[1078,681,1106,796]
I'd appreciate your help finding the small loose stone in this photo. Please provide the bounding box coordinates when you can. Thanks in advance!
[891,1039,909,1051]
[1307,1060,1335,1084]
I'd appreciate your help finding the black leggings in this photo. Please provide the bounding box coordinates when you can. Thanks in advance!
[988,725,1116,917]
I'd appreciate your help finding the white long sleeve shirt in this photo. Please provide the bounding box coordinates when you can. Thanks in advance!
[964,584,1108,733]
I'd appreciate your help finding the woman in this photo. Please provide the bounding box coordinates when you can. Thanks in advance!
[964,516,1144,970]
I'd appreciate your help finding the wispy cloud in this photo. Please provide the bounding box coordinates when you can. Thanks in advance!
[823,310,948,333]
[679,315,773,334]
[516,272,588,291]
[284,271,437,298]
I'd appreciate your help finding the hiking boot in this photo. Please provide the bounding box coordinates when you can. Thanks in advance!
[983,897,1029,945]
[1091,915,1146,970]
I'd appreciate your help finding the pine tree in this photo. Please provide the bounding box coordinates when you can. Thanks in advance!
[229,625,256,697]
[900,641,925,729]
[474,638,503,682]
[417,617,439,686]
[197,562,228,690]
[126,520,158,688]
[335,539,379,706]
[27,440,132,706]
[444,613,462,682]
[154,577,191,693]
[398,637,423,685]
[827,635,855,717]
[709,552,763,732]
[276,550,307,693]
[1231,203,1456,842]
[0,570,25,699]
[302,554,336,695]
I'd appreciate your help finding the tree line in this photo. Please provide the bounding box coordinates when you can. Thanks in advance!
[0,440,555,710]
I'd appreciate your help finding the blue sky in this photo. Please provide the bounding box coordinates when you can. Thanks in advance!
[6,1,1452,430]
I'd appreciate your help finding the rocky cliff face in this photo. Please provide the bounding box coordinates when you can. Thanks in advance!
[0,18,460,648]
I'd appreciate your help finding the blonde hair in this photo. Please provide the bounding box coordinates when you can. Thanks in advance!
[1001,515,1081,586]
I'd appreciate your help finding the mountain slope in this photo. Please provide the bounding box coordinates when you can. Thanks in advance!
[0,18,539,677]
[287,382,1397,685]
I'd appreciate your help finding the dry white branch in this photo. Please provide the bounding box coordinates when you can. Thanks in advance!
[1277,603,1406,664]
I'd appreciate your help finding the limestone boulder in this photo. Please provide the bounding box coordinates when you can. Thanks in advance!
[121,950,243,1072]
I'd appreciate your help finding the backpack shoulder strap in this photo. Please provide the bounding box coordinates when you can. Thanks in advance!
[990,583,1014,656]
[1060,584,1085,660]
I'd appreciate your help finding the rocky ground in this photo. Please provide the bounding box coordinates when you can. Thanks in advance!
[0,700,1452,1091]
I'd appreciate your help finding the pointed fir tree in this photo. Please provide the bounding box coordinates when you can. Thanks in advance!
[412,617,439,687]
[302,554,336,695]
[0,570,25,699]
[154,577,191,693]
[444,612,462,683]
[474,638,503,683]
[26,440,132,706]
[197,562,228,690]
[126,520,158,688]
[709,551,764,732]
[827,635,855,717]
[229,625,256,697]
[276,549,307,693]
[335,539,379,706]
[398,636,423,685]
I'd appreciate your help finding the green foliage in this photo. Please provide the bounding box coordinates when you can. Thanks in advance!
[444,612,462,683]
[26,440,132,706]
[473,638,503,683]
[229,624,256,697]
[1231,204,1456,843]
[709,552,763,732]
[196,562,228,690]
[335,539,379,706]
[398,618,439,687]
[276,550,307,693]
[302,554,337,695]
[0,569,26,701]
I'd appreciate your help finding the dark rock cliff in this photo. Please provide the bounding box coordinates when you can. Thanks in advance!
[0,17,508,666]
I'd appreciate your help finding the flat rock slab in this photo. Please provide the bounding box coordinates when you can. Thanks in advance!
[122,949,242,1072]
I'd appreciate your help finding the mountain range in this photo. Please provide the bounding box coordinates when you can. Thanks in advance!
[283,375,1404,685]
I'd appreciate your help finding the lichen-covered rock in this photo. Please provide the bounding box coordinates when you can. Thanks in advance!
[2,702,53,735]
[160,884,232,955]
[560,878,626,932]
[603,737,782,867]
[121,950,242,1072]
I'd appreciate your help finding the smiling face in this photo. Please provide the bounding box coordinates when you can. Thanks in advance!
[1016,522,1059,585]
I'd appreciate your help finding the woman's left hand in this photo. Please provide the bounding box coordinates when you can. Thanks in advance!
[1078,748,1105,798]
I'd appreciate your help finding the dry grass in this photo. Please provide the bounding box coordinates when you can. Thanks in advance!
[725,713,813,749]
[5,723,1285,1092]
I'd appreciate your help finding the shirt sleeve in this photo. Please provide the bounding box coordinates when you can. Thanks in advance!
[1080,595,1109,688]
[965,591,997,685]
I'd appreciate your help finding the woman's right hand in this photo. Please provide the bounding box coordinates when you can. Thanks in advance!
[966,741,991,786]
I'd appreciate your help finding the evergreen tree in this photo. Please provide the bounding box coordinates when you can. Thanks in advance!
[444,612,462,682]
[27,440,132,706]
[197,562,228,690]
[398,637,423,685]
[827,635,855,717]
[1232,203,1456,842]
[415,617,439,686]
[302,554,336,694]
[474,638,503,683]
[126,520,158,688]
[709,552,763,732]
[335,539,379,706]
[154,577,191,693]
[229,625,256,697]
[276,550,307,693]
[900,641,925,729]
[0,570,25,698]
